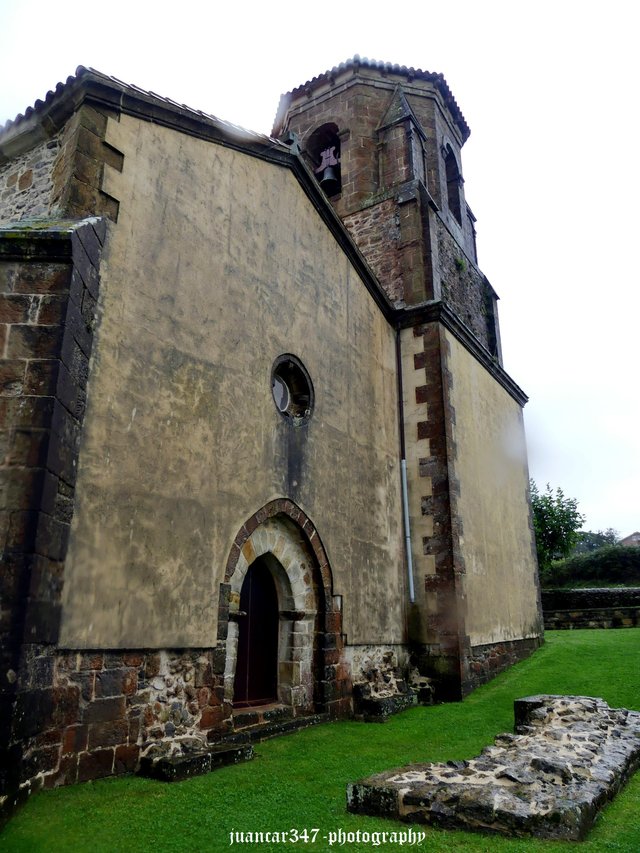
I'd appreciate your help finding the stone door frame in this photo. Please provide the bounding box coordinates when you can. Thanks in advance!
[216,499,352,724]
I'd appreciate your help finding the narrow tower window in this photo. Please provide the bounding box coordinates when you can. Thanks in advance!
[444,145,463,225]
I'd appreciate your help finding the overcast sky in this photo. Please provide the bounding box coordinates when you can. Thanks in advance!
[1,0,638,536]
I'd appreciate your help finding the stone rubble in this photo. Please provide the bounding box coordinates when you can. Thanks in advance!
[352,652,428,721]
[347,695,640,840]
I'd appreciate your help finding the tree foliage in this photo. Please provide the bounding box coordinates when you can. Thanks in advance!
[573,528,619,554]
[530,480,585,573]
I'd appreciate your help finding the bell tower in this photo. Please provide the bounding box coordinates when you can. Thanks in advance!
[275,58,542,700]
[273,56,500,357]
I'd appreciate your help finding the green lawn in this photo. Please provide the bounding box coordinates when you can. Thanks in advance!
[3,629,640,852]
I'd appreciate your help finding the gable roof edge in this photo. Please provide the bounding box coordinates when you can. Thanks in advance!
[0,67,397,322]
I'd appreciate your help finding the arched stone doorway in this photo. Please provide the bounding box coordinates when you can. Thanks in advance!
[215,499,352,729]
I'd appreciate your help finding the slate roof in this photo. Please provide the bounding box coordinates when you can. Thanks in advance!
[273,55,470,141]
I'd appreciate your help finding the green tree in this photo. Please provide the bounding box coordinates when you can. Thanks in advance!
[530,481,585,574]
[573,528,619,555]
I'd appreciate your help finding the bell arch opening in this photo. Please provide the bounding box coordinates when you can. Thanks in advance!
[306,123,341,196]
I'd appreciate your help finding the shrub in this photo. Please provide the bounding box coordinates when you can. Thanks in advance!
[541,545,640,588]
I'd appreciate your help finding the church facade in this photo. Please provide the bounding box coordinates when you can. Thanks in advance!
[0,60,542,805]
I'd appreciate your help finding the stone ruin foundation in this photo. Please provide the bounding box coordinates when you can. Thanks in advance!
[350,646,417,723]
[347,695,640,840]
[349,648,433,722]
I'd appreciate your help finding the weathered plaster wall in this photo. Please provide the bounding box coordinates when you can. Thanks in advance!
[445,332,541,645]
[59,114,404,650]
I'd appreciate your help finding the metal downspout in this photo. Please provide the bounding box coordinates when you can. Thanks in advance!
[396,328,415,603]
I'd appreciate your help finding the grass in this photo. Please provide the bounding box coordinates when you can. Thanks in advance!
[2,629,640,852]
[543,583,637,589]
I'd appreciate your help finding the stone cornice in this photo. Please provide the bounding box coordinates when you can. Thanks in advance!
[273,56,470,142]
[395,300,528,406]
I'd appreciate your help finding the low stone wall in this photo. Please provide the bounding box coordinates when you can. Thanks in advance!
[541,588,640,629]
[467,637,542,688]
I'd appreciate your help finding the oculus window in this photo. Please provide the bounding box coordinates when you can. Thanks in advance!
[271,355,314,422]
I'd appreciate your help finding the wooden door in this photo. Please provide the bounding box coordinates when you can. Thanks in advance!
[233,558,279,707]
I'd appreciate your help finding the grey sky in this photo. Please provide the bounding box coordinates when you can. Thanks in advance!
[2,0,638,535]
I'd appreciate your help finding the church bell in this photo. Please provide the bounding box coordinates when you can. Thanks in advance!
[314,144,341,196]
[318,165,340,195]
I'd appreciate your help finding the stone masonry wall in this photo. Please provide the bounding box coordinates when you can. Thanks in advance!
[345,645,411,692]
[0,135,61,223]
[436,217,494,352]
[542,588,640,630]
[467,637,542,688]
[278,72,461,223]
[14,647,225,791]
[1,253,73,749]
[283,78,486,314]
[0,105,122,228]
[344,190,435,307]
[280,79,386,215]
[404,321,539,697]
[1,256,70,608]
[0,220,105,814]
[50,107,122,222]
[407,322,470,699]
[379,123,412,189]
[284,80,437,308]
[343,199,403,304]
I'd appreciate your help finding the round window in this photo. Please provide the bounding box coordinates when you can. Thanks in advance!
[271,355,314,421]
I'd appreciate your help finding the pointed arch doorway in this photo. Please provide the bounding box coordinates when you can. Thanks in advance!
[233,557,279,707]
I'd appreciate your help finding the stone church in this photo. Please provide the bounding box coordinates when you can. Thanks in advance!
[0,58,542,804]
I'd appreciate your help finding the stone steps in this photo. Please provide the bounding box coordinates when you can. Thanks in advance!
[139,711,329,782]
[218,711,330,744]
[353,692,417,722]
[138,741,254,782]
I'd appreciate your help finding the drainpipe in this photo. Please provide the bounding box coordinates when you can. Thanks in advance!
[396,328,415,603]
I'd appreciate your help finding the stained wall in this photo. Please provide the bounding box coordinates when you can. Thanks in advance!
[59,114,405,650]
[445,332,542,646]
